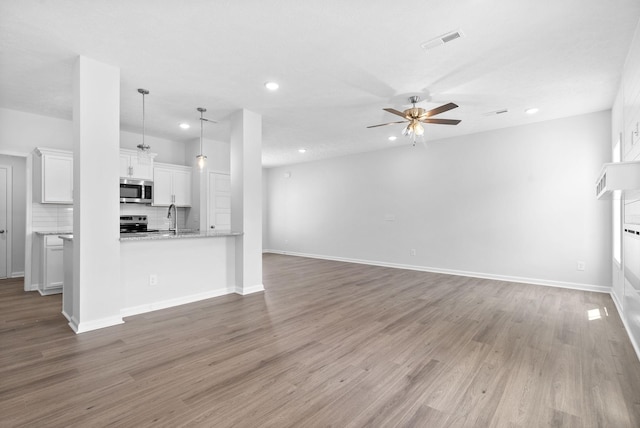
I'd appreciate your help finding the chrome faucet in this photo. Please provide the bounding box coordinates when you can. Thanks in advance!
[167,203,178,234]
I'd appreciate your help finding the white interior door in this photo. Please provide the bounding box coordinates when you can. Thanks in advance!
[208,172,231,232]
[0,166,9,279]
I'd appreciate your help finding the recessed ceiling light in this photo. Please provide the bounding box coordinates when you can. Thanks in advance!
[265,81,279,91]
[388,136,397,141]
[179,123,190,129]
[525,107,539,115]
[298,148,306,153]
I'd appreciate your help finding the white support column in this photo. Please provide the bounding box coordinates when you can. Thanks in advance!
[230,109,264,295]
[71,56,122,333]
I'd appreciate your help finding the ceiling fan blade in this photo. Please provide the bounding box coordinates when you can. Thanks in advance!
[366,120,408,128]
[200,117,217,123]
[383,108,409,119]
[421,102,459,118]
[421,118,461,125]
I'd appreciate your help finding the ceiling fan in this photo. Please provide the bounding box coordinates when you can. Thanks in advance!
[367,96,461,144]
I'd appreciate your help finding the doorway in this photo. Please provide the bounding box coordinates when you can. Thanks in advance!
[208,172,231,232]
[0,165,11,279]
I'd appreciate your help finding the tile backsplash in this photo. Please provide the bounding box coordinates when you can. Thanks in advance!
[31,203,190,232]
[32,203,73,232]
[120,204,189,230]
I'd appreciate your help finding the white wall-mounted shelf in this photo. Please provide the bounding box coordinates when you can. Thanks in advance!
[596,161,640,199]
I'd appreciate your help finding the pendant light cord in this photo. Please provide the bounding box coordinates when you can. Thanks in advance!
[137,88,150,151]
[142,91,145,148]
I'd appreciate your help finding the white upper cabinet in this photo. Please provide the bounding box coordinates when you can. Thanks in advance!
[120,149,155,180]
[153,163,192,207]
[33,148,73,204]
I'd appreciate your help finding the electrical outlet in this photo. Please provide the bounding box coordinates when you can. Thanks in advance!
[577,261,585,271]
[149,274,158,286]
[410,249,417,256]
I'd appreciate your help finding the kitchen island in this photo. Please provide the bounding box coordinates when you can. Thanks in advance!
[61,230,242,332]
[119,230,241,318]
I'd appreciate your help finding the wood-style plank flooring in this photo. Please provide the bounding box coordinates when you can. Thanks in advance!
[1,254,640,427]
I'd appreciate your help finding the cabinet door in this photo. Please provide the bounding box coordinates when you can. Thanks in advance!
[208,173,231,231]
[173,169,192,206]
[43,155,73,203]
[119,154,131,177]
[129,156,153,180]
[44,246,64,290]
[153,168,174,206]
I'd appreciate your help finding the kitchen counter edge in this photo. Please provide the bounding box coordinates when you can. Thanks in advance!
[119,231,243,242]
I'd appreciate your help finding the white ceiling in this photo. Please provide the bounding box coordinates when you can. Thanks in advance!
[1,0,639,167]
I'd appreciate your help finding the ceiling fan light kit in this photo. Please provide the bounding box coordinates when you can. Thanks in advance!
[367,96,461,146]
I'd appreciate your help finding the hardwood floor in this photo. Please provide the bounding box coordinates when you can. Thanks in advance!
[1,254,640,427]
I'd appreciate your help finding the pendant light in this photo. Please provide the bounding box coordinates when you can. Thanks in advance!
[196,107,207,170]
[136,88,152,163]
[196,107,217,170]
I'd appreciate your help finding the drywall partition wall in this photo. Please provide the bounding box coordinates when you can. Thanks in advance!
[72,56,122,333]
[0,155,26,276]
[267,110,611,290]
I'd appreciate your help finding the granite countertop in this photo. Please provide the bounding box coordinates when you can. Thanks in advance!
[119,230,242,242]
[35,231,73,236]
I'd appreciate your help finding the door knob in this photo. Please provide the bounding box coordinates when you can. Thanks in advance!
[210,225,215,229]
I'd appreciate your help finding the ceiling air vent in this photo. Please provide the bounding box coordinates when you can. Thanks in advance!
[421,30,464,51]
[482,109,509,116]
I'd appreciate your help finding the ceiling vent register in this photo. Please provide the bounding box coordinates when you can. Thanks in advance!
[421,30,464,51]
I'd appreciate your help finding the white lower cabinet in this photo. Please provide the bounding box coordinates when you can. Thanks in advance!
[38,235,64,295]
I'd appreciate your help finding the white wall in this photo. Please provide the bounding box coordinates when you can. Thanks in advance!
[266,110,611,290]
[120,130,186,165]
[0,108,188,165]
[0,108,73,154]
[0,155,26,276]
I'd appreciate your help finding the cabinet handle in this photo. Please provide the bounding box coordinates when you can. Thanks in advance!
[0,230,5,234]
[211,225,215,229]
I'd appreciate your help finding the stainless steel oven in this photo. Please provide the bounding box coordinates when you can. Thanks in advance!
[120,178,153,204]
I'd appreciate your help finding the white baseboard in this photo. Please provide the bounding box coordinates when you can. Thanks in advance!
[37,287,62,296]
[609,289,640,363]
[235,284,265,295]
[121,286,236,318]
[10,271,24,278]
[70,315,124,334]
[263,249,611,294]
[61,310,71,322]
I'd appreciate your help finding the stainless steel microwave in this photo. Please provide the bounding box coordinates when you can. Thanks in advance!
[120,178,153,204]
